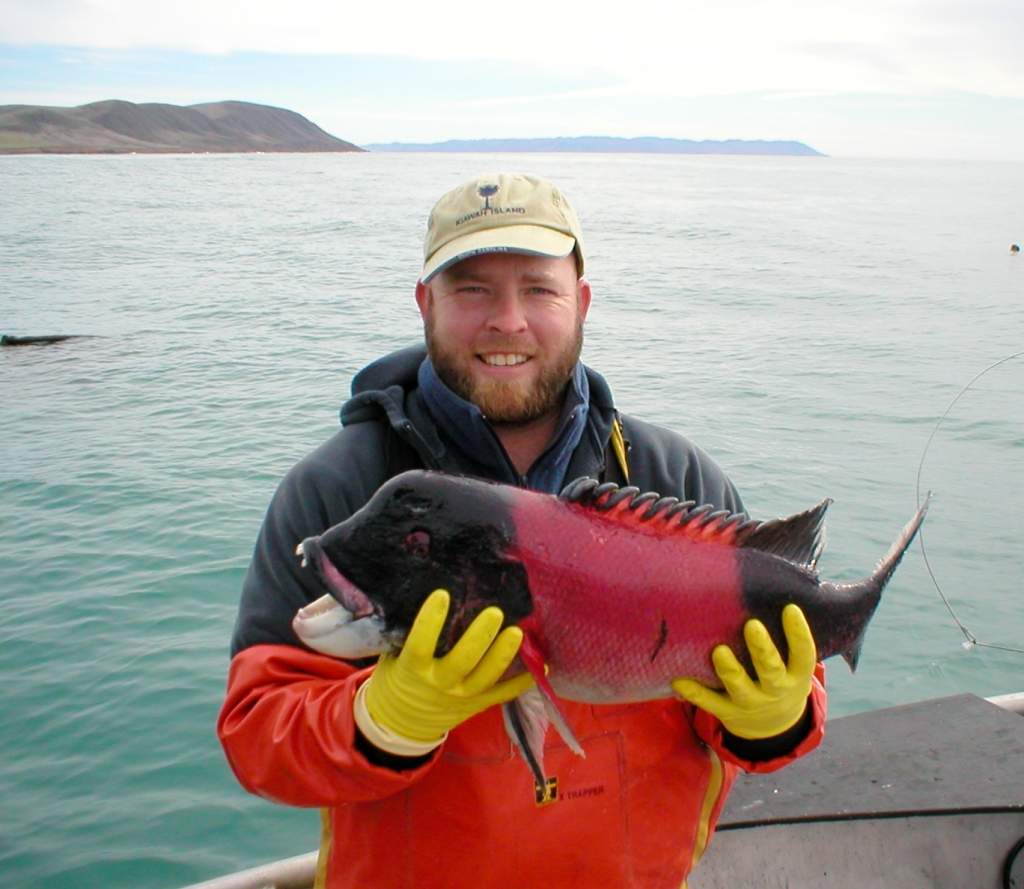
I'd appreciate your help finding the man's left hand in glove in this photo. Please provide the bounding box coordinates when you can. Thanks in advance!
[671,603,816,741]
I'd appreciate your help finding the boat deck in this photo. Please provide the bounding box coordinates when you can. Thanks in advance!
[691,693,1024,888]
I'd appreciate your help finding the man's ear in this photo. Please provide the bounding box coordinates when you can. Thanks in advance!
[415,280,430,320]
[576,278,592,321]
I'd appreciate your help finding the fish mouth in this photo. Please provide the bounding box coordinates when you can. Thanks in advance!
[293,538,388,658]
[296,537,376,619]
[292,592,389,659]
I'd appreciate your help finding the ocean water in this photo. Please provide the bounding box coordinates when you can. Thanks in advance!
[1,152,1022,887]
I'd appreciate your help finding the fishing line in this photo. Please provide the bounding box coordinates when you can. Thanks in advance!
[915,348,1024,655]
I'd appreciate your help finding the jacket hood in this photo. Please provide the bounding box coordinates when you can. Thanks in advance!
[341,345,426,427]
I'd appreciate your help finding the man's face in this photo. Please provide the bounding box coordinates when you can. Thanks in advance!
[416,252,591,426]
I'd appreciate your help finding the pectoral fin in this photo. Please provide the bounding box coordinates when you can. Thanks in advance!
[501,631,585,790]
[517,631,584,758]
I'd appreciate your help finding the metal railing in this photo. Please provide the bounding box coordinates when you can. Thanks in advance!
[180,851,318,889]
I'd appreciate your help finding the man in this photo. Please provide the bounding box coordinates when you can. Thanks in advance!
[218,172,826,888]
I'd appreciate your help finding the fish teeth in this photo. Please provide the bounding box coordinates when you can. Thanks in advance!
[295,541,307,566]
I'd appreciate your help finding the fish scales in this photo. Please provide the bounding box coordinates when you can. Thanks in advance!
[508,491,748,698]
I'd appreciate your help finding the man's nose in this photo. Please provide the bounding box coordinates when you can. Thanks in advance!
[487,291,528,333]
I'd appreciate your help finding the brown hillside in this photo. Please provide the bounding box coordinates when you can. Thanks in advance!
[0,100,364,154]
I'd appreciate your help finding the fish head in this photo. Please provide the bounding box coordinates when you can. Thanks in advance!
[294,470,532,659]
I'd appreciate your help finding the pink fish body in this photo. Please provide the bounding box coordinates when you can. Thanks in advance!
[509,488,748,699]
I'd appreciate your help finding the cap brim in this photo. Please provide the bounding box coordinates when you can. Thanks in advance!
[422,225,576,283]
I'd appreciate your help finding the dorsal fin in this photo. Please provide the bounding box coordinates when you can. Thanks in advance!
[559,477,750,547]
[559,477,830,567]
[733,499,831,569]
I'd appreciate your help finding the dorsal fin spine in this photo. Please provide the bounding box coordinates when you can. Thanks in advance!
[699,513,733,541]
[644,497,679,521]
[569,490,747,546]
[561,478,784,548]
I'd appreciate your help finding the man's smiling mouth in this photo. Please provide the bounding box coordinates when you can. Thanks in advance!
[480,353,530,367]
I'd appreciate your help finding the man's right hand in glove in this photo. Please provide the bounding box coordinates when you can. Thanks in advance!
[353,589,536,756]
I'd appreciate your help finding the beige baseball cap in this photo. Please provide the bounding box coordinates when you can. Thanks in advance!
[422,172,585,282]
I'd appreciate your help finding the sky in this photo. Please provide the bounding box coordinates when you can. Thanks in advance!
[1,0,1023,159]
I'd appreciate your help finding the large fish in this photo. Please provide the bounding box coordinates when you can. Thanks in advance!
[293,470,928,783]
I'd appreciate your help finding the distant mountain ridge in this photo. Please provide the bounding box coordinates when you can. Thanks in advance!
[366,136,824,156]
[0,100,363,154]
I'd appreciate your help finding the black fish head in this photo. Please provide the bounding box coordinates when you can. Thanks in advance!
[299,470,533,656]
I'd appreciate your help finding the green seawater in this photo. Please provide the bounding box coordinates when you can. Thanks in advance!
[1,153,1022,886]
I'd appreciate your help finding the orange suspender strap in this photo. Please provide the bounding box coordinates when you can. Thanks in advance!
[314,808,331,889]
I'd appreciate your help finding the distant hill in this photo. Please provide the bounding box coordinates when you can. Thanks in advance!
[0,100,364,154]
[366,136,824,156]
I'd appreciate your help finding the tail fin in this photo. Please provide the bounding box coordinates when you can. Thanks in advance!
[839,493,931,671]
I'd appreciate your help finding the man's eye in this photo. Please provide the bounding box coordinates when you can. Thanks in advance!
[404,531,431,558]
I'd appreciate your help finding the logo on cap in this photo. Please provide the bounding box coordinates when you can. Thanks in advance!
[455,184,527,227]
[478,183,499,208]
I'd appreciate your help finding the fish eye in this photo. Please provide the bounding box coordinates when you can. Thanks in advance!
[404,531,431,558]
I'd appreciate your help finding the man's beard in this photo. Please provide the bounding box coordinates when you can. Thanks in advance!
[426,316,584,426]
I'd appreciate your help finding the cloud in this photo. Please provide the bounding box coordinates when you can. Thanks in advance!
[1,0,1022,97]
[2,1,1023,157]
[792,42,909,79]
[0,45,617,107]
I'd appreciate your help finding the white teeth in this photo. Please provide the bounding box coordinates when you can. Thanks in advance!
[294,542,307,566]
[484,354,528,367]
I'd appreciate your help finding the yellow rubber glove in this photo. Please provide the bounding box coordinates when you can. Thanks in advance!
[672,604,816,740]
[356,589,536,755]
